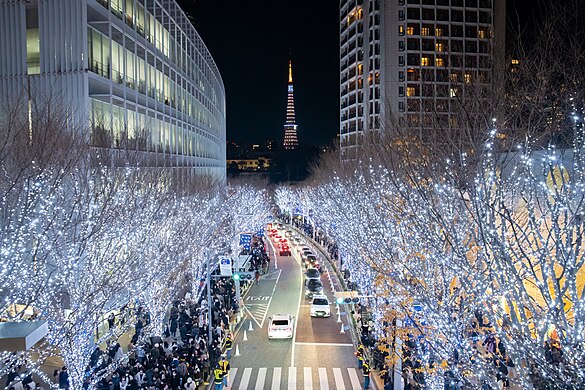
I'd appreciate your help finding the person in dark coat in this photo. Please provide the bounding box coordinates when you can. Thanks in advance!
[58,366,69,389]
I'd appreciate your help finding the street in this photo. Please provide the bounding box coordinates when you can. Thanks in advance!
[227,227,368,390]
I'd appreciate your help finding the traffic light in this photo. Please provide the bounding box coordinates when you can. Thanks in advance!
[334,291,360,304]
[232,272,255,281]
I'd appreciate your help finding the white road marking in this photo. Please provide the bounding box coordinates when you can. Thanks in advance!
[333,368,346,390]
[255,367,267,390]
[271,367,282,390]
[262,269,282,328]
[290,249,303,365]
[304,367,313,390]
[319,367,329,390]
[228,368,238,388]
[294,342,354,347]
[239,367,252,390]
[288,367,297,390]
[347,367,362,390]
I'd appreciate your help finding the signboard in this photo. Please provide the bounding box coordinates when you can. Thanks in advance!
[256,228,264,237]
[219,257,232,277]
[237,254,252,270]
[239,233,253,250]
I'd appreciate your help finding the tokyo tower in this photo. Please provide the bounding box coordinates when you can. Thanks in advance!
[283,60,299,150]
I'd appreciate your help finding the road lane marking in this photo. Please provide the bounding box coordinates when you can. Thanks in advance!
[262,268,282,328]
[255,367,267,390]
[271,367,282,390]
[333,368,345,390]
[288,367,297,390]
[239,367,252,389]
[295,342,354,347]
[290,249,303,365]
[228,368,238,388]
[304,367,313,390]
[319,367,329,390]
[347,368,361,390]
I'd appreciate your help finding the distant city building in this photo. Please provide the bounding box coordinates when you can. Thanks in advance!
[339,0,506,159]
[265,139,276,151]
[0,0,226,182]
[283,60,299,150]
[227,157,272,172]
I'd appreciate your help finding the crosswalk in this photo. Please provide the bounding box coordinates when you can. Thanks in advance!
[226,366,367,390]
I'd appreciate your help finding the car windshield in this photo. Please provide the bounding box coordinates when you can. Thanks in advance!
[307,280,323,288]
[313,298,328,305]
[306,269,319,277]
[272,320,289,326]
[307,255,317,261]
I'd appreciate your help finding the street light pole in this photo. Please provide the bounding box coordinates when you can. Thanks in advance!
[206,251,213,346]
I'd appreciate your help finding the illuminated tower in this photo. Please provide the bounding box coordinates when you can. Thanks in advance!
[283,60,299,150]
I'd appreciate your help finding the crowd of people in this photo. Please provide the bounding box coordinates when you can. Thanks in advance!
[4,236,270,390]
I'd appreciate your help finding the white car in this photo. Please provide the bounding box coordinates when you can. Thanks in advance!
[310,295,331,317]
[268,314,294,339]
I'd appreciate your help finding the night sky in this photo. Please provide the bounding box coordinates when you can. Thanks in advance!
[183,0,539,148]
[185,1,339,147]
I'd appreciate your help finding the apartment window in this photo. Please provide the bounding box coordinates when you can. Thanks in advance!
[478,29,486,39]
[450,73,458,83]
[421,57,430,66]
[399,101,405,112]
[449,87,458,97]
[26,6,40,75]
[421,27,430,36]
[399,25,405,35]
[464,73,472,83]
[357,63,363,75]
[407,86,417,97]
[399,56,405,66]
[357,8,363,19]
[436,28,443,37]
[399,86,405,97]
[399,71,405,81]
[435,57,444,67]
[399,41,405,51]
[436,42,444,52]
[399,10,405,20]
[407,26,415,35]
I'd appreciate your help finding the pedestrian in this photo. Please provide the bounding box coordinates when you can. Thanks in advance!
[224,334,233,358]
[108,313,115,329]
[219,355,230,387]
[184,377,196,390]
[212,365,224,390]
[362,360,371,389]
[356,344,365,369]
[58,366,69,389]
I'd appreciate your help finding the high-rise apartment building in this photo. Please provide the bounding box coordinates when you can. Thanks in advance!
[0,0,226,182]
[339,0,506,159]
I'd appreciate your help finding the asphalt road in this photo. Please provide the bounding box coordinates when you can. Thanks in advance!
[226,227,373,390]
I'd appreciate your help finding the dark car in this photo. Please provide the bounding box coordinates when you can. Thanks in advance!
[305,279,324,298]
[304,254,322,272]
[304,268,321,282]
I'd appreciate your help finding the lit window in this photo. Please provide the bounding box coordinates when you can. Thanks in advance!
[511,59,520,65]
[478,30,485,39]
[406,87,416,96]
[450,73,458,83]
[421,27,430,36]
[357,8,363,19]
[407,26,414,35]
[399,25,405,35]
[436,28,443,36]
[357,63,363,75]
[464,73,472,83]
[449,87,458,97]
[421,57,429,66]
[435,57,444,67]
[436,42,444,52]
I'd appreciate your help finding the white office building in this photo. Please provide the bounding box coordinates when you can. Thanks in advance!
[340,0,506,160]
[0,0,226,181]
